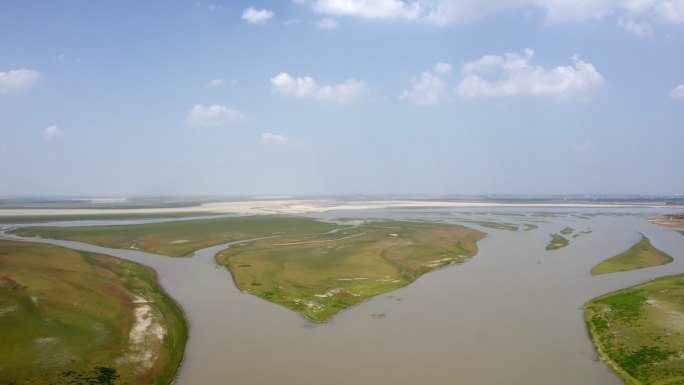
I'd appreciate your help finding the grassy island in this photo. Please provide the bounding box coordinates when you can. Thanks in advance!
[585,274,684,384]
[0,240,186,385]
[591,235,672,275]
[216,220,485,322]
[546,233,570,250]
[560,227,574,235]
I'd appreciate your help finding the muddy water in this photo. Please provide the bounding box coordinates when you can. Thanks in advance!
[3,209,684,385]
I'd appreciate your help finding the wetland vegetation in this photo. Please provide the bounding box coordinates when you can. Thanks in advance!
[585,274,684,385]
[591,235,673,275]
[12,216,485,323]
[0,240,187,385]
[216,220,485,322]
[546,233,570,250]
[11,216,339,257]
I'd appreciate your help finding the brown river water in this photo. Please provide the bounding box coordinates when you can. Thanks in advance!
[2,207,683,385]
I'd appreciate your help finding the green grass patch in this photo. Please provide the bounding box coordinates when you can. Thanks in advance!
[217,220,485,322]
[545,233,569,250]
[591,235,673,275]
[585,274,684,384]
[560,227,574,235]
[11,216,339,257]
[0,240,187,385]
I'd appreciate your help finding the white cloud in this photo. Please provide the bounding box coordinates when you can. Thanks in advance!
[242,7,274,24]
[617,18,653,37]
[670,83,684,98]
[457,49,604,98]
[400,71,446,106]
[207,78,224,88]
[434,62,453,75]
[298,0,684,27]
[658,0,684,23]
[185,104,244,127]
[316,17,339,29]
[0,68,41,94]
[308,0,422,20]
[270,72,367,102]
[261,132,292,144]
[43,125,64,140]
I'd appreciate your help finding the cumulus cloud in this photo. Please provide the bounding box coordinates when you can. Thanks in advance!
[307,0,422,20]
[242,6,274,24]
[185,104,244,127]
[0,68,41,94]
[456,49,604,98]
[270,72,367,102]
[261,132,292,144]
[400,62,453,106]
[316,17,339,29]
[658,0,684,23]
[434,62,453,75]
[400,71,446,106]
[207,78,224,88]
[670,83,684,98]
[297,0,684,27]
[43,125,64,140]
[617,18,653,37]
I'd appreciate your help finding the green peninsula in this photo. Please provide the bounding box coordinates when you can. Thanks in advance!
[216,220,485,322]
[0,240,187,385]
[591,235,672,275]
[585,274,684,384]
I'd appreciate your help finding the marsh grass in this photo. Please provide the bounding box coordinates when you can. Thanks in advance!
[585,274,684,384]
[12,216,338,257]
[545,234,569,250]
[217,221,485,322]
[591,235,672,275]
[0,240,186,385]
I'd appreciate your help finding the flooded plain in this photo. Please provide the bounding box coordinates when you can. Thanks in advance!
[2,207,684,385]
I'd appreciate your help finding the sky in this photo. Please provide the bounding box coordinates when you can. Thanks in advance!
[1,0,683,197]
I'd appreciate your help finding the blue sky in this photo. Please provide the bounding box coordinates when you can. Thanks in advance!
[1,0,683,196]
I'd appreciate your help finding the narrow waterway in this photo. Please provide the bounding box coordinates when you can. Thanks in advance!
[2,208,683,385]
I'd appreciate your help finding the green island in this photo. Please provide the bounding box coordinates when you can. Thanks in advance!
[545,233,570,250]
[0,240,187,385]
[216,220,485,322]
[591,235,673,275]
[11,216,340,257]
[560,227,574,235]
[585,274,684,385]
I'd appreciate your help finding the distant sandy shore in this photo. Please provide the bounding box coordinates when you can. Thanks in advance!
[0,199,675,217]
